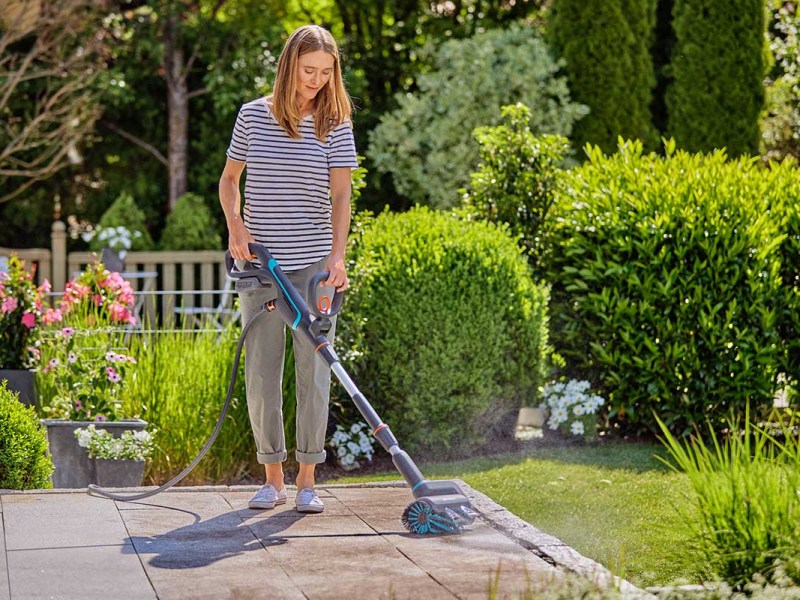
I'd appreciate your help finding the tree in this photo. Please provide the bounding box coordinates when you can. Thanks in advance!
[100,0,283,211]
[0,0,107,204]
[667,0,765,156]
[549,0,659,153]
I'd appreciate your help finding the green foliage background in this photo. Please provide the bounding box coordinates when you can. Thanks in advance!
[667,0,766,156]
[368,24,587,209]
[549,0,659,153]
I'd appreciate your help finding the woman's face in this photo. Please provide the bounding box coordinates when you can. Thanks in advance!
[296,50,335,104]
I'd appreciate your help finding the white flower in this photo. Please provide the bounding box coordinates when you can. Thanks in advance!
[572,404,585,416]
[350,422,363,435]
[550,406,568,425]
[570,421,585,436]
[337,446,347,458]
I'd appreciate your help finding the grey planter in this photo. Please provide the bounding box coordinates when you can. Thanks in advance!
[40,419,148,488]
[0,369,36,407]
[93,458,145,487]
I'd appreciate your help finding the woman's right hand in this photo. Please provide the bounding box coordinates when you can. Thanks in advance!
[227,217,256,261]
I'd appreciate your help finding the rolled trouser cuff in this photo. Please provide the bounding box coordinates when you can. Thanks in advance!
[295,449,327,464]
[257,450,288,464]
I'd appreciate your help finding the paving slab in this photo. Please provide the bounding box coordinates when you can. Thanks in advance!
[0,482,652,600]
[2,493,130,550]
[6,546,155,600]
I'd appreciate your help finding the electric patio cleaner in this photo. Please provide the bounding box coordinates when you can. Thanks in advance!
[89,243,477,535]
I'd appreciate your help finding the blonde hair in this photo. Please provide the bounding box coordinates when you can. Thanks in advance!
[272,25,353,141]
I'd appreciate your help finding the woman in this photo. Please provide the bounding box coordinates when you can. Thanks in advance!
[219,25,358,513]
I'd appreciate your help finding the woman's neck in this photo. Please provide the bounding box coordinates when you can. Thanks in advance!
[297,95,315,117]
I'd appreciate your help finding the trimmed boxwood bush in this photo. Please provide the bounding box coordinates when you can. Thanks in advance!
[90,191,155,252]
[543,140,791,436]
[338,207,550,455]
[0,380,53,489]
[161,192,222,250]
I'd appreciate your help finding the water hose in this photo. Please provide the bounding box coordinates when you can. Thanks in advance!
[88,243,477,534]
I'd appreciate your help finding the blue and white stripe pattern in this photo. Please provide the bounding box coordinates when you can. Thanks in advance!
[227,98,358,271]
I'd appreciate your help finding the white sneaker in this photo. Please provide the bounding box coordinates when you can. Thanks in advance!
[296,488,325,513]
[248,484,287,509]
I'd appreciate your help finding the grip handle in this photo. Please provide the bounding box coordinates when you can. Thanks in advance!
[308,271,344,317]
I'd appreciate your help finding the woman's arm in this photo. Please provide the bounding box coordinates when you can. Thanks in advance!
[325,167,352,291]
[219,158,253,261]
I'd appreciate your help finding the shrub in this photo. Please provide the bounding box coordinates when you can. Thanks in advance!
[0,380,53,489]
[368,24,587,208]
[657,411,800,588]
[667,0,765,156]
[761,1,800,161]
[339,207,550,455]
[88,191,155,252]
[543,140,788,436]
[549,0,659,153]
[462,103,570,269]
[161,192,222,251]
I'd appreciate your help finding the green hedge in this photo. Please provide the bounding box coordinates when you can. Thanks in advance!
[667,0,765,156]
[338,207,550,455]
[0,381,53,489]
[549,0,658,153]
[161,193,222,250]
[543,140,796,436]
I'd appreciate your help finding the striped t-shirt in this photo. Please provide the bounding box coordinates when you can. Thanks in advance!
[226,97,359,271]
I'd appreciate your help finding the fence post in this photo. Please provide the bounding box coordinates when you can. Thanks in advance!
[51,220,67,292]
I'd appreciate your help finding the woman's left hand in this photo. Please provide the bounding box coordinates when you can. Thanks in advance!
[324,254,349,292]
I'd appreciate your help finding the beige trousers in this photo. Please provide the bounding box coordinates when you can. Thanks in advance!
[238,258,336,465]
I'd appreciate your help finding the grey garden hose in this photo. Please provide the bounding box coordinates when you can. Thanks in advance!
[87,306,265,502]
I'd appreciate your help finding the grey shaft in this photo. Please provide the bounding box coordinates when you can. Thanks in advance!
[238,258,336,465]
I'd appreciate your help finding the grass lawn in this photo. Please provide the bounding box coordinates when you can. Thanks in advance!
[326,441,707,589]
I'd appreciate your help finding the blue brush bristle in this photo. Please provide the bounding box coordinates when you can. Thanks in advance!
[401,500,461,535]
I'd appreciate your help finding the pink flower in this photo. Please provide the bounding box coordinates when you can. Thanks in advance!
[92,294,103,306]
[108,302,136,325]
[61,327,75,338]
[1,297,18,313]
[105,366,121,383]
[68,352,78,364]
[21,312,35,328]
[75,400,82,411]
[94,415,107,422]
[42,308,63,324]
[38,279,52,294]
[27,346,41,361]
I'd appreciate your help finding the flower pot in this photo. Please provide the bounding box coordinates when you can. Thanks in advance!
[40,419,148,488]
[517,406,546,428]
[93,458,145,487]
[0,368,36,407]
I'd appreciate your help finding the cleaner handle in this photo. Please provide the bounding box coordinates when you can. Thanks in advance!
[307,272,344,318]
[224,244,278,279]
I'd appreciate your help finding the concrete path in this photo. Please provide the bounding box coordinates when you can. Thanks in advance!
[0,481,650,600]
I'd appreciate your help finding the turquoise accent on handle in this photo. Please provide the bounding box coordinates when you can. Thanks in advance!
[412,480,428,492]
[268,258,302,329]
